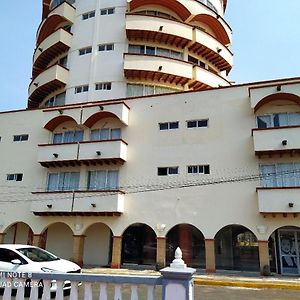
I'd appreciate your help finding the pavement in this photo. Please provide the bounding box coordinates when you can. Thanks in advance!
[82,267,300,290]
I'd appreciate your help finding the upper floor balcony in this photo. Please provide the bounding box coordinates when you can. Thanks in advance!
[31,190,124,216]
[33,29,73,78]
[38,139,128,168]
[252,126,300,157]
[28,64,69,108]
[257,187,300,216]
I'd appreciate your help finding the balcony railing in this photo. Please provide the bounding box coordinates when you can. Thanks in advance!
[252,126,300,157]
[38,139,128,167]
[257,187,300,215]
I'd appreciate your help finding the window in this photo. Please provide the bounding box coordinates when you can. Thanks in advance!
[158,167,178,176]
[13,134,29,142]
[7,173,23,181]
[187,119,208,128]
[135,10,178,21]
[90,128,121,141]
[79,47,92,56]
[260,163,300,188]
[47,172,80,191]
[257,113,300,128]
[187,165,210,174]
[82,11,95,20]
[58,56,68,68]
[75,85,89,94]
[95,82,112,90]
[53,130,83,144]
[100,7,115,15]
[159,122,179,130]
[88,170,119,190]
[188,55,206,68]
[45,92,66,107]
[98,43,114,51]
[127,84,177,97]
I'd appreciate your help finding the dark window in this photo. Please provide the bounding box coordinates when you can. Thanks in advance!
[0,249,26,264]
[13,134,29,142]
[159,121,179,130]
[158,167,178,176]
[187,119,208,128]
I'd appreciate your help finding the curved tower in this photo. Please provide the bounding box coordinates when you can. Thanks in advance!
[28,0,232,108]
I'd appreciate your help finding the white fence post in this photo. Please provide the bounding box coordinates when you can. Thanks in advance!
[160,247,196,300]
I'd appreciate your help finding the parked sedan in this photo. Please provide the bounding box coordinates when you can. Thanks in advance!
[0,244,81,296]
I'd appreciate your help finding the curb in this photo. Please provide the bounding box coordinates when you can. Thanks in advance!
[194,278,300,290]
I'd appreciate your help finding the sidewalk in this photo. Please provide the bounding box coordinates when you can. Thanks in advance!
[82,267,300,290]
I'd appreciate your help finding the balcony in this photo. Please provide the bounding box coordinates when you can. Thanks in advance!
[37,2,75,46]
[126,14,193,48]
[257,187,300,216]
[28,64,69,108]
[33,29,73,78]
[252,126,300,157]
[31,190,124,216]
[124,53,193,87]
[38,140,128,167]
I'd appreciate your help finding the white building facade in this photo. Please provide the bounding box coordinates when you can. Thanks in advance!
[1,0,300,276]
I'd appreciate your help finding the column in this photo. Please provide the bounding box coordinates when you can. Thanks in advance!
[0,233,6,244]
[156,237,166,269]
[258,240,270,274]
[72,235,85,267]
[111,236,122,269]
[205,239,216,273]
[32,234,43,247]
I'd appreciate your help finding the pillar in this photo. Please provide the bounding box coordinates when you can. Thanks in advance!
[205,239,216,273]
[111,236,122,269]
[258,240,270,274]
[0,233,6,244]
[156,237,166,268]
[72,235,85,267]
[32,234,43,247]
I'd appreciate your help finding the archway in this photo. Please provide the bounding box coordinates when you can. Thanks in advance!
[41,222,73,260]
[121,223,156,266]
[83,223,113,267]
[166,224,205,268]
[4,222,33,245]
[215,225,259,271]
[269,226,300,275]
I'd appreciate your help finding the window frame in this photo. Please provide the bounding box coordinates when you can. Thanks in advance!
[13,134,29,142]
[157,167,179,176]
[186,119,209,129]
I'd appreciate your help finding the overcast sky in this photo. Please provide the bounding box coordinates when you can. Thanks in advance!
[0,1,299,111]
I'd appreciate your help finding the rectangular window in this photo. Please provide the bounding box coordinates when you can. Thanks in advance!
[52,130,84,144]
[100,8,115,15]
[187,165,210,174]
[82,10,95,20]
[187,119,208,128]
[158,167,179,176]
[88,170,119,190]
[13,134,29,142]
[6,173,23,181]
[95,82,112,90]
[256,113,300,128]
[75,85,89,94]
[79,47,92,56]
[47,172,80,191]
[90,128,121,141]
[159,122,179,130]
[98,43,114,51]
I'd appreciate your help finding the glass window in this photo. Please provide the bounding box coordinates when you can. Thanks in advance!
[88,170,119,190]
[47,172,80,191]
[111,128,121,139]
[257,115,271,128]
[159,123,168,131]
[187,121,197,128]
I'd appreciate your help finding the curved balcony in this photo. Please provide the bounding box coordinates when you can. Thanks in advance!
[191,65,230,89]
[28,64,69,108]
[31,191,124,216]
[124,53,193,87]
[257,187,300,216]
[33,29,72,78]
[37,140,128,168]
[37,2,75,46]
[126,14,193,48]
[252,126,300,157]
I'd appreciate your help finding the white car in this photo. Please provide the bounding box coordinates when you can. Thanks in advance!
[0,244,81,296]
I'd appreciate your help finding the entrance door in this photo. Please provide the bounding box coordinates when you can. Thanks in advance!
[279,230,299,275]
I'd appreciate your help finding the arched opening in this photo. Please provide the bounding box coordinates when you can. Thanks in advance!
[41,222,73,260]
[122,223,156,266]
[215,225,259,271]
[83,223,113,267]
[4,222,33,245]
[269,226,300,275]
[166,224,205,268]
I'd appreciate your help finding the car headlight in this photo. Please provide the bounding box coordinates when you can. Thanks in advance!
[41,267,56,272]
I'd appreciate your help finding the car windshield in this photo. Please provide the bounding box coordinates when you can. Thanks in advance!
[17,247,59,262]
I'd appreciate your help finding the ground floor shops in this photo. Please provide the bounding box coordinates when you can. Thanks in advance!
[2,221,300,275]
